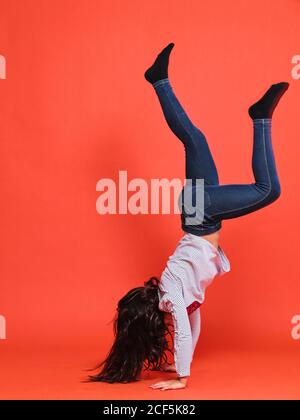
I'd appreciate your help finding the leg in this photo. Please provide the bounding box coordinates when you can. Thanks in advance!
[152,78,219,185]
[180,82,289,236]
[206,118,281,222]
[188,307,201,360]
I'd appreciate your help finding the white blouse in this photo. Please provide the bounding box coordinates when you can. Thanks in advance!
[157,233,231,377]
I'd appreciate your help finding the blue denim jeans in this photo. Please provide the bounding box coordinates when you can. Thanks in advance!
[152,78,281,236]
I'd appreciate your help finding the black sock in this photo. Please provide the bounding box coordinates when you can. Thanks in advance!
[144,42,175,84]
[248,82,289,119]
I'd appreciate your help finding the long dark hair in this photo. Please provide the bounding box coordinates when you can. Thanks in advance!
[87,276,173,383]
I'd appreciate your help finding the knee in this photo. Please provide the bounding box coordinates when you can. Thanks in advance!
[267,181,281,203]
[256,179,281,204]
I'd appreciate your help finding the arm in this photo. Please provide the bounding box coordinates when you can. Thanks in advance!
[167,296,193,381]
[150,286,193,391]
[170,303,201,386]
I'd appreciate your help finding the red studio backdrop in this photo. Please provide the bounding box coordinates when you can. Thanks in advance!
[0,0,300,399]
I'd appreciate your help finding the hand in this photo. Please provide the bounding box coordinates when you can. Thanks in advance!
[149,379,187,391]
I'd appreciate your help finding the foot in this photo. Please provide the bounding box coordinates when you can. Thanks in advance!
[248,82,289,119]
[144,42,175,85]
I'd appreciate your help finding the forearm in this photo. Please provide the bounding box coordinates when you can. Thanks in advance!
[173,325,193,378]
[164,291,194,382]
[176,310,200,385]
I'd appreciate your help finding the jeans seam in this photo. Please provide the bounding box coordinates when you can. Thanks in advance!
[209,120,272,217]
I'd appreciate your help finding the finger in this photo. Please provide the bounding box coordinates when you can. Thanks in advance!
[151,384,167,389]
[149,383,166,389]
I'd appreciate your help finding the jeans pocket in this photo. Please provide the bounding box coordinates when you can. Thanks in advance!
[178,186,212,227]
[178,186,212,211]
[203,190,212,209]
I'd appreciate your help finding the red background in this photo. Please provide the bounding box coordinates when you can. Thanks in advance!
[0,0,300,399]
